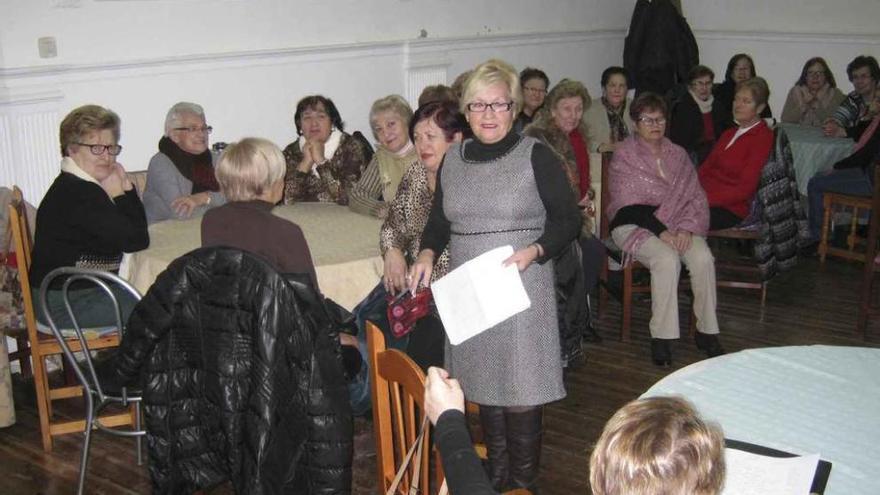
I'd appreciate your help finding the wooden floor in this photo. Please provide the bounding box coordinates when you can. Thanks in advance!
[1,256,877,494]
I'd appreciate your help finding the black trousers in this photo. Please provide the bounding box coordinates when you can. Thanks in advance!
[709,207,743,230]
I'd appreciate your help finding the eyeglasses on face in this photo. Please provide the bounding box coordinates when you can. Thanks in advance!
[466,101,514,113]
[638,116,667,126]
[74,143,123,156]
[523,87,547,95]
[807,70,825,77]
[173,126,213,134]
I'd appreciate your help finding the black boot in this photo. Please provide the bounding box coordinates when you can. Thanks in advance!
[695,332,725,357]
[479,405,509,491]
[506,406,544,494]
[650,338,672,367]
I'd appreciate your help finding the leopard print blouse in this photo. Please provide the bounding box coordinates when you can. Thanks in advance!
[379,162,450,281]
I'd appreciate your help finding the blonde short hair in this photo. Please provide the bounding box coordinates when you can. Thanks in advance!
[59,105,121,157]
[460,59,523,115]
[369,95,414,139]
[589,397,726,495]
[215,137,286,202]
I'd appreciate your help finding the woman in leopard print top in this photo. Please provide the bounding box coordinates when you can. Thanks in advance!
[378,100,465,369]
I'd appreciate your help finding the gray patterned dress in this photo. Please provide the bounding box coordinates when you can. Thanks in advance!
[440,136,565,407]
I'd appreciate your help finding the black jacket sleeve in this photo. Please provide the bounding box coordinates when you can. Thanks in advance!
[531,143,582,263]
[435,410,499,495]
[609,204,668,236]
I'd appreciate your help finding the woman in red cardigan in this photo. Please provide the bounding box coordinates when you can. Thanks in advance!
[698,77,774,229]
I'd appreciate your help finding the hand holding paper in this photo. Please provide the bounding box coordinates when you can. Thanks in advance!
[432,245,531,345]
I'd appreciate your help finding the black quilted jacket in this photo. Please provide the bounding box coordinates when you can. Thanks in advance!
[115,247,353,494]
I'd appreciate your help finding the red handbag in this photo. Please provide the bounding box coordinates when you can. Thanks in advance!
[386,288,433,339]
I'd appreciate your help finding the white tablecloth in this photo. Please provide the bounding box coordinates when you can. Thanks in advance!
[122,203,384,310]
[779,124,854,194]
[642,345,880,495]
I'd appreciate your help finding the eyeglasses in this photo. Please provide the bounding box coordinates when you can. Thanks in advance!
[807,70,825,77]
[523,87,547,95]
[466,101,514,113]
[173,126,213,134]
[638,117,667,126]
[74,143,123,156]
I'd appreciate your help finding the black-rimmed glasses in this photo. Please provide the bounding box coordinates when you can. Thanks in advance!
[466,101,514,113]
[74,143,123,156]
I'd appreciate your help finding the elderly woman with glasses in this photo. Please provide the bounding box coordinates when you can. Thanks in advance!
[348,95,417,218]
[142,101,226,224]
[781,57,845,127]
[713,54,773,132]
[283,95,373,205]
[409,59,581,493]
[30,104,149,328]
[607,92,722,368]
[669,65,727,165]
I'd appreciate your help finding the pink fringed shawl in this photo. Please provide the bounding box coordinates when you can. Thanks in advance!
[605,135,709,255]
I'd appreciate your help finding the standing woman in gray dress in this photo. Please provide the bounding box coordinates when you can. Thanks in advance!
[409,59,581,493]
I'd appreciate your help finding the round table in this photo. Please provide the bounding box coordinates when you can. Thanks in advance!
[121,203,384,310]
[642,345,880,495]
[778,124,854,195]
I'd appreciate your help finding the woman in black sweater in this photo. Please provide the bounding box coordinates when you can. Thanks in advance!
[31,105,149,328]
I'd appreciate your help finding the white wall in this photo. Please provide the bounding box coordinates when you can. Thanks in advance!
[681,0,880,117]
[0,0,628,202]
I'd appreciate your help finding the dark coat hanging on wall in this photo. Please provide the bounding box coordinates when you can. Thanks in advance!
[624,0,699,96]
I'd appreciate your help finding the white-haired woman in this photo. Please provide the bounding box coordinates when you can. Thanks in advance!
[143,102,226,224]
[409,59,581,493]
[349,95,418,218]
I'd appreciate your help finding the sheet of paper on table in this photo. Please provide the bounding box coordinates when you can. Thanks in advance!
[722,448,820,495]
[432,245,531,345]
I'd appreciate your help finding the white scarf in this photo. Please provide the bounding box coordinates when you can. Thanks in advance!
[298,128,344,176]
[60,156,112,199]
[689,89,714,114]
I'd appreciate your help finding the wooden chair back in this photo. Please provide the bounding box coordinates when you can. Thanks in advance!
[367,322,435,495]
[857,162,880,337]
[8,185,129,452]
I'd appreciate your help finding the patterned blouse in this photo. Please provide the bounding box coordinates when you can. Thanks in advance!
[380,162,450,281]
[282,131,372,205]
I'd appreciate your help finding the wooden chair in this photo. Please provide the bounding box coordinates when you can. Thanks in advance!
[857,165,880,337]
[8,186,133,452]
[367,321,436,495]
[367,323,531,495]
[819,192,872,263]
[706,226,767,306]
[596,154,694,341]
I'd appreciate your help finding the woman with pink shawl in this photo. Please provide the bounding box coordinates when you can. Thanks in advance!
[606,92,724,366]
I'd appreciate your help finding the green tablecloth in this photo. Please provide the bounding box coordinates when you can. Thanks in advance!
[779,123,854,194]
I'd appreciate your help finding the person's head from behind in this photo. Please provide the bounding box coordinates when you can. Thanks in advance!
[215,137,286,203]
[369,94,414,154]
[846,55,880,97]
[418,84,458,107]
[589,396,725,495]
[59,104,122,181]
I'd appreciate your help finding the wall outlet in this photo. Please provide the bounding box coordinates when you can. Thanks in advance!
[38,37,58,59]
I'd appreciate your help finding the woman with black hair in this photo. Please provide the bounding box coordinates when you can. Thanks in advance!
[713,54,772,132]
[283,95,373,204]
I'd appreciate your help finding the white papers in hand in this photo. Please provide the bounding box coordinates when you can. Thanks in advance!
[722,448,819,495]
[431,245,531,345]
